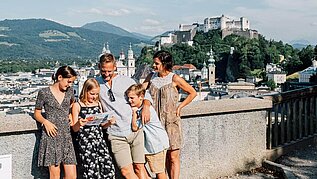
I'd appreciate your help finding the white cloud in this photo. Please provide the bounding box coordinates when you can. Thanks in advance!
[71,7,130,17]
[143,19,161,26]
[311,22,317,26]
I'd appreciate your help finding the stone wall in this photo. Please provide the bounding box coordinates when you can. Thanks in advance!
[0,98,272,179]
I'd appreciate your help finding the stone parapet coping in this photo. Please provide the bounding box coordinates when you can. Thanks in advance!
[181,97,272,117]
[0,98,272,134]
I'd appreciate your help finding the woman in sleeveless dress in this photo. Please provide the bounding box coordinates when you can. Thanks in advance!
[143,50,197,179]
[72,78,116,179]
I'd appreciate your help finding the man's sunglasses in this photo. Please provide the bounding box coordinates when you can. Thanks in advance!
[108,89,116,102]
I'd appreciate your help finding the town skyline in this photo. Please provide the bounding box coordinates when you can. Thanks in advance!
[1,0,317,45]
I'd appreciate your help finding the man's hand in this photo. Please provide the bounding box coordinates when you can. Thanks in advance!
[141,105,150,124]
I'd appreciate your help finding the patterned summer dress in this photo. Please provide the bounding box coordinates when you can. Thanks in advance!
[75,103,115,179]
[148,72,183,150]
[35,87,77,166]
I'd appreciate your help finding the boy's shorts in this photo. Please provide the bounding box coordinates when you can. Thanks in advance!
[145,149,167,174]
[108,129,145,169]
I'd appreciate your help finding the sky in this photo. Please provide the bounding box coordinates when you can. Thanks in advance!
[1,0,317,45]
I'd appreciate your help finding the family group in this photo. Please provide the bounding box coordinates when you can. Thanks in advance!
[34,50,197,179]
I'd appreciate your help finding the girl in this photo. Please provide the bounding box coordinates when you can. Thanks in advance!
[143,50,197,179]
[34,65,77,179]
[71,78,115,179]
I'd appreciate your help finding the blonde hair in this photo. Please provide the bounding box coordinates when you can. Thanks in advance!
[125,84,145,97]
[79,78,100,104]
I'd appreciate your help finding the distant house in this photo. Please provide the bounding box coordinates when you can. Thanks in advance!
[173,64,197,81]
[267,71,287,85]
[227,78,256,97]
[299,60,317,82]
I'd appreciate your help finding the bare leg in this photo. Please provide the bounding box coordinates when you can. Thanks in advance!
[156,172,167,179]
[63,164,77,179]
[134,163,150,179]
[121,163,139,179]
[166,149,180,179]
[49,165,60,179]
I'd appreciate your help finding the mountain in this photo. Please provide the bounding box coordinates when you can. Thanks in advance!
[0,19,150,59]
[82,21,152,41]
[290,39,311,49]
[131,32,152,41]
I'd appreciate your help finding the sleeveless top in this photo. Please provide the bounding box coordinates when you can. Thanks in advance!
[75,102,115,179]
[148,72,183,150]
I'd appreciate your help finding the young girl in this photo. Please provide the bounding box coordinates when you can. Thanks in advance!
[126,84,169,179]
[71,78,116,179]
[34,66,77,179]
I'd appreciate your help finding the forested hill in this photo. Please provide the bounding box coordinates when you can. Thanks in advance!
[139,30,317,82]
[0,19,149,59]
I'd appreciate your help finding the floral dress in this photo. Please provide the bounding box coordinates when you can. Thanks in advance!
[75,103,115,179]
[35,87,77,166]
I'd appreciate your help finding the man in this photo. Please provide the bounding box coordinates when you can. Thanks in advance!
[96,53,151,179]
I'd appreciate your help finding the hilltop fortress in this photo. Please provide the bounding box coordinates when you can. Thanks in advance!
[160,14,258,46]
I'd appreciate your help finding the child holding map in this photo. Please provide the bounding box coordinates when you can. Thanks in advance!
[71,78,115,179]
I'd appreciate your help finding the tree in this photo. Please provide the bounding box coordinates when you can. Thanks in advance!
[266,79,276,90]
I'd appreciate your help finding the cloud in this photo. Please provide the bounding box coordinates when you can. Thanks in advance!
[143,19,161,26]
[72,7,130,17]
[311,22,317,26]
[105,8,131,16]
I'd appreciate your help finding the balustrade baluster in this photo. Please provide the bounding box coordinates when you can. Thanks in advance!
[267,109,272,149]
[274,105,279,146]
[280,103,285,145]
[299,98,303,139]
[286,102,291,143]
[310,97,314,135]
[304,98,308,137]
[292,100,297,140]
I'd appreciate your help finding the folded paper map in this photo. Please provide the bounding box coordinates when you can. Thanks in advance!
[85,110,114,126]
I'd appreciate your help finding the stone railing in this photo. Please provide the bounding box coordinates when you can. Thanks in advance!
[266,85,317,160]
[0,98,272,179]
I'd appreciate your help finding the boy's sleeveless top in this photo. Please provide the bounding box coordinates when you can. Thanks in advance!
[148,72,183,150]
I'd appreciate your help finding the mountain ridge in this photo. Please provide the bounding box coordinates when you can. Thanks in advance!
[81,21,152,41]
[0,19,151,59]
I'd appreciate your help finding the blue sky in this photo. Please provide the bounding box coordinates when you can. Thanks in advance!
[1,0,317,44]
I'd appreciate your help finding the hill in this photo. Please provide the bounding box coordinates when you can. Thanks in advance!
[82,21,152,41]
[0,19,150,59]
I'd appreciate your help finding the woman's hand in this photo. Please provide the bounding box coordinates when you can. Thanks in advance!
[176,106,182,117]
[43,120,58,137]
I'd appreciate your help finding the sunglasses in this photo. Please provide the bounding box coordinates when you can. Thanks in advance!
[108,89,116,102]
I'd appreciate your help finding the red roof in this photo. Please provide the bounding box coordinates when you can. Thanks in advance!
[172,64,196,70]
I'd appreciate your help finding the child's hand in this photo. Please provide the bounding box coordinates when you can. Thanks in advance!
[131,107,138,113]
[108,116,116,125]
[78,118,88,127]
[43,120,58,137]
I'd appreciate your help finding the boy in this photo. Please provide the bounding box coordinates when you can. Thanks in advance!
[126,84,169,179]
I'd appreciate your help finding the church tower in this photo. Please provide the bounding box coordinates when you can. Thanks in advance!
[201,61,208,80]
[208,47,216,86]
[127,43,136,77]
[102,42,111,54]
